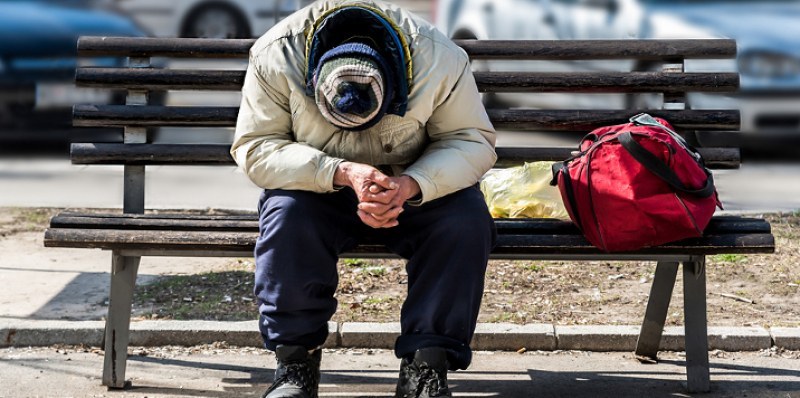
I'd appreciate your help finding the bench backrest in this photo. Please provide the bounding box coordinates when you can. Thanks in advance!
[72,37,740,213]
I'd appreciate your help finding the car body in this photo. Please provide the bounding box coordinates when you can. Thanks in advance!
[434,0,800,143]
[0,0,146,144]
[113,0,307,39]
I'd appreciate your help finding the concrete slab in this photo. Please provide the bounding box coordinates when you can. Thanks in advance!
[660,326,687,351]
[472,323,556,351]
[771,327,800,350]
[0,320,105,347]
[1,320,340,350]
[659,326,773,352]
[129,320,261,348]
[708,326,773,351]
[556,325,640,351]
[339,322,400,349]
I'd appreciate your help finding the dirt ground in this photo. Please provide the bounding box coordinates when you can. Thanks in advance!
[4,208,799,327]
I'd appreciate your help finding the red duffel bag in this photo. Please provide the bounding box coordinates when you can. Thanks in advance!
[550,113,722,252]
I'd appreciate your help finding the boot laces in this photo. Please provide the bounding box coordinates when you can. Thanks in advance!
[414,365,448,397]
[265,361,317,396]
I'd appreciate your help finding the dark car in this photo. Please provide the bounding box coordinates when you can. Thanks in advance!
[0,0,146,149]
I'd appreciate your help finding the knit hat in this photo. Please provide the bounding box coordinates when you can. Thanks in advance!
[313,42,394,131]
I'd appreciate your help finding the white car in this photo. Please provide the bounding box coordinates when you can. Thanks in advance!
[435,0,800,153]
[113,0,307,38]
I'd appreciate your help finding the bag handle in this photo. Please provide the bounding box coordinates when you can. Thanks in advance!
[618,132,716,198]
[629,113,702,161]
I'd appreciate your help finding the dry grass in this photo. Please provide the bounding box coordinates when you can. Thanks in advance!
[127,213,800,328]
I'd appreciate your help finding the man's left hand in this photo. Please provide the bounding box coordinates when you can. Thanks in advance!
[357,175,420,228]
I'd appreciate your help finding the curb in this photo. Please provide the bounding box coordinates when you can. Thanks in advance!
[2,320,798,351]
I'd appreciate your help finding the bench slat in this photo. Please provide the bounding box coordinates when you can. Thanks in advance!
[69,143,741,169]
[76,68,245,91]
[493,147,739,169]
[72,105,741,131]
[77,37,255,58]
[457,39,738,61]
[48,214,771,234]
[76,68,739,93]
[52,211,764,224]
[42,227,775,256]
[487,109,740,131]
[478,72,739,93]
[71,143,235,164]
[77,37,737,60]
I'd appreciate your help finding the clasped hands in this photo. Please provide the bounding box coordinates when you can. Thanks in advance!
[334,161,421,228]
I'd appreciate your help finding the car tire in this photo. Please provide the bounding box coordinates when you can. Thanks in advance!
[181,3,251,39]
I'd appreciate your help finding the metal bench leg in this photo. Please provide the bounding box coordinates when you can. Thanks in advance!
[683,257,710,393]
[102,252,140,389]
[635,261,679,360]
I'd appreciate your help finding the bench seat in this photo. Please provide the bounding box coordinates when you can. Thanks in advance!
[45,213,774,258]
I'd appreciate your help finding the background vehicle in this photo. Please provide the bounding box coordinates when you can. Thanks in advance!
[0,0,147,150]
[434,0,800,156]
[113,0,306,38]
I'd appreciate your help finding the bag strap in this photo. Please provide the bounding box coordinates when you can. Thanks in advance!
[551,162,583,229]
[618,132,716,198]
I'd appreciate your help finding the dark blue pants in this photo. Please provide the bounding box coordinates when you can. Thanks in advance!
[254,185,496,370]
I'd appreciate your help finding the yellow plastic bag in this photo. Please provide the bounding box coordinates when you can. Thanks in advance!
[480,162,569,219]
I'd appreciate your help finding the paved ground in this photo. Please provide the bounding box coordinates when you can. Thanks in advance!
[1,347,798,398]
[0,230,230,321]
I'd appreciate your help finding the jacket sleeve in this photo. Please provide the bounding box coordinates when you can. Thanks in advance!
[230,51,344,192]
[401,59,497,205]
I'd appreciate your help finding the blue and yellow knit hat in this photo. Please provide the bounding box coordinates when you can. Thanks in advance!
[312,42,395,131]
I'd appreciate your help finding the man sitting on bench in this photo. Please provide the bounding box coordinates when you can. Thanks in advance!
[231,1,498,397]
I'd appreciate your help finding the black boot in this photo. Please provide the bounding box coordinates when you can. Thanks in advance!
[262,345,321,398]
[394,347,452,398]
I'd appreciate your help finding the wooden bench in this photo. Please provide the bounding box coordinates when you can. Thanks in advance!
[44,36,775,392]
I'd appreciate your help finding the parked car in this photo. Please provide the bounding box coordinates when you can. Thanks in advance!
[0,0,147,148]
[113,0,307,39]
[434,0,800,154]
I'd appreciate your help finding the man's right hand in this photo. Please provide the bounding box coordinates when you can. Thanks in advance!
[334,162,403,228]
[334,162,397,201]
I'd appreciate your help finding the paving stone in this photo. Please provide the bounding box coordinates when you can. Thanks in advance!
[708,327,771,351]
[556,325,639,351]
[472,323,556,351]
[0,320,105,347]
[129,321,338,348]
[340,322,400,349]
[658,326,772,352]
[770,327,800,350]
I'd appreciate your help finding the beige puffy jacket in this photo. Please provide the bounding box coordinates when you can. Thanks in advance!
[231,0,496,205]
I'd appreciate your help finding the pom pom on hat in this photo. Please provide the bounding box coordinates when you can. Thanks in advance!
[313,42,394,130]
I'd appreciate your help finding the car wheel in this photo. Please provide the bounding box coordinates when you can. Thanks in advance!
[182,4,250,39]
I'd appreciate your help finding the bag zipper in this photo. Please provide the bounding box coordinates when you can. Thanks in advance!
[629,113,701,162]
